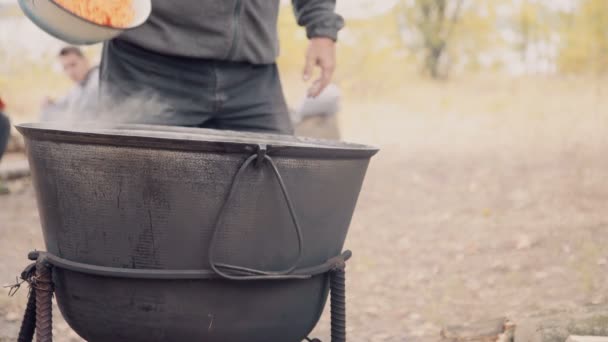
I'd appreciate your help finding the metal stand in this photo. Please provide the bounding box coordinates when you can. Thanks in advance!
[16,251,349,342]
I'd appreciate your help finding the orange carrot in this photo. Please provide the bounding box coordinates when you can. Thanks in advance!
[54,0,135,28]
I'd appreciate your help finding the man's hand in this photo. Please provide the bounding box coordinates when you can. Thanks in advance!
[303,37,336,98]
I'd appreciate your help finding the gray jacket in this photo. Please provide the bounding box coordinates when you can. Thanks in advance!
[118,0,344,64]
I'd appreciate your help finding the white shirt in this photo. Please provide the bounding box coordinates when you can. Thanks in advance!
[40,67,100,122]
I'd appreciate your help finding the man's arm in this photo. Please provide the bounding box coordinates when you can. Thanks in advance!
[292,0,344,97]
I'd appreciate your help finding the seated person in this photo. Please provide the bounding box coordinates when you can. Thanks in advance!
[0,96,11,194]
[291,84,341,140]
[292,83,341,123]
[40,46,99,122]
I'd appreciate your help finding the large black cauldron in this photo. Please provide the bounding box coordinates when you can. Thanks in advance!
[16,123,377,342]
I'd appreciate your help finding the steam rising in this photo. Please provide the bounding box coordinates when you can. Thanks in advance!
[43,90,174,127]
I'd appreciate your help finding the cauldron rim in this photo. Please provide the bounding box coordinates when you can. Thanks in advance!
[16,122,378,158]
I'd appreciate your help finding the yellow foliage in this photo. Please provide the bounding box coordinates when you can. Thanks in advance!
[558,0,608,74]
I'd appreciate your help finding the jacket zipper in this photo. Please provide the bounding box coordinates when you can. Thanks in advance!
[225,0,243,60]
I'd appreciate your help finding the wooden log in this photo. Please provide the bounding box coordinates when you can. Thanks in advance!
[440,317,515,342]
[567,336,608,342]
[6,129,25,154]
[515,306,608,342]
[0,155,30,180]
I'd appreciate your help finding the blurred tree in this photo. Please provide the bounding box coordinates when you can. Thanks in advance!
[517,1,533,62]
[558,0,608,74]
[398,0,498,79]
[517,1,539,62]
[512,0,554,74]
[399,0,464,79]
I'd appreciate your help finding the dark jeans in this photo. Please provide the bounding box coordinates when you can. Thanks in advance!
[100,39,293,134]
[0,111,10,161]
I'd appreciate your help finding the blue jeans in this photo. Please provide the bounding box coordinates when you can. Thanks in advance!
[100,39,293,134]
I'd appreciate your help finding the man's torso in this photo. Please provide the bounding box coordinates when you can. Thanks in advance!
[118,0,281,64]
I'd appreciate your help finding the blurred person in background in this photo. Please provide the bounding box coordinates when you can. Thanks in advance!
[0,96,11,195]
[40,46,99,122]
[292,83,341,122]
[291,83,341,139]
[101,1,344,134]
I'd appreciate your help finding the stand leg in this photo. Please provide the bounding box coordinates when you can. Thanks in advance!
[35,260,53,342]
[17,287,36,342]
[330,267,346,342]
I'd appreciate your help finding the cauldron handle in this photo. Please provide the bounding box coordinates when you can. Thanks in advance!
[208,144,308,280]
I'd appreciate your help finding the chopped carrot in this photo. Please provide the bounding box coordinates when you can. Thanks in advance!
[54,0,135,28]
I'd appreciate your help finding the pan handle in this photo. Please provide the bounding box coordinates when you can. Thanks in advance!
[208,144,307,280]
